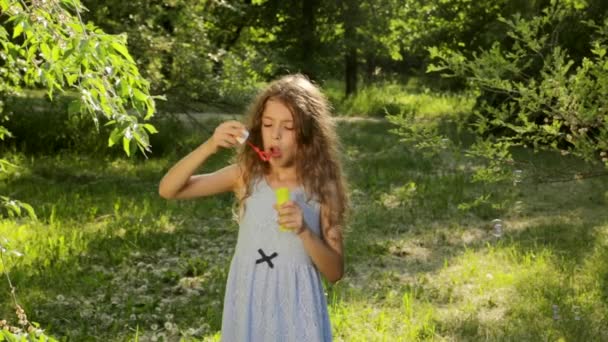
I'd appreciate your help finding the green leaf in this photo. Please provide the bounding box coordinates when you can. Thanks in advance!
[41,43,51,60]
[132,126,149,148]
[123,136,131,156]
[133,88,147,102]
[108,128,121,147]
[119,80,129,97]
[145,99,155,119]
[143,124,158,134]
[65,73,78,86]
[13,21,23,38]
[52,45,60,61]
[111,42,135,63]
[21,202,37,220]
[0,25,8,39]
[68,22,83,34]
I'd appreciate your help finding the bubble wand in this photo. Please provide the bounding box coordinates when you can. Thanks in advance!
[237,130,271,162]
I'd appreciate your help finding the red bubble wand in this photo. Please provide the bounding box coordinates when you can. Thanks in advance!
[237,130,271,161]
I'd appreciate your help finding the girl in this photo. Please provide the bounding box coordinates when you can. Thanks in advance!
[158,74,349,341]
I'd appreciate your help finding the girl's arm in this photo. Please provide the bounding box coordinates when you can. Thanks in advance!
[298,203,344,284]
[158,121,246,199]
[275,183,345,283]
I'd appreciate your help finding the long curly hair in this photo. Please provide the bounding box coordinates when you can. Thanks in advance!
[233,74,349,231]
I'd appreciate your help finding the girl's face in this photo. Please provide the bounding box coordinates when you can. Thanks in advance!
[261,99,297,168]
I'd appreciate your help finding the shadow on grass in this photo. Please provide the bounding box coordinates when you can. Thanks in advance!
[332,119,608,340]
[440,216,607,339]
[0,151,238,339]
[2,210,236,340]
[3,118,608,340]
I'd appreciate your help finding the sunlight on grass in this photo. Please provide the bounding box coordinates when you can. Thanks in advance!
[324,79,474,118]
[1,95,608,340]
[330,298,437,341]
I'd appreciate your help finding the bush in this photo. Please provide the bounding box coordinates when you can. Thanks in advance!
[427,2,608,168]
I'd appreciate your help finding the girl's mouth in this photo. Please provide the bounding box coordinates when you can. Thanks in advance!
[269,146,282,158]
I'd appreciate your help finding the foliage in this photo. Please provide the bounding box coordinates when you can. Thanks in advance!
[0,0,157,335]
[82,0,268,107]
[428,1,608,163]
[413,0,608,213]
[1,238,58,341]
[1,0,158,157]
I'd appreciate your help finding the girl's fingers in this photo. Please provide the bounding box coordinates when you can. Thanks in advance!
[279,201,297,210]
[213,122,243,149]
[278,218,295,228]
[229,126,247,137]
[218,137,237,148]
[225,135,238,145]
[217,122,245,137]
[278,207,297,217]
[227,120,245,130]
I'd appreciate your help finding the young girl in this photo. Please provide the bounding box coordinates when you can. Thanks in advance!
[158,74,349,341]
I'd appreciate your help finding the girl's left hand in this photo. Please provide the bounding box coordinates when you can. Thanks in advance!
[273,201,307,235]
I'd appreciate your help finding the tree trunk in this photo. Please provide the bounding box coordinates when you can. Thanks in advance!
[212,0,252,76]
[343,0,358,96]
[345,48,357,96]
[364,52,375,85]
[301,0,317,80]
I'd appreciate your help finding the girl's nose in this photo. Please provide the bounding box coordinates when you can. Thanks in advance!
[272,127,281,140]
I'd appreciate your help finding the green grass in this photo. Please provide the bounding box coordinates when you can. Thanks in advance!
[323,79,475,118]
[1,95,608,340]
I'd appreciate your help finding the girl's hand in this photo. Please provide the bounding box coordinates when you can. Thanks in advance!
[209,120,247,152]
[273,201,307,235]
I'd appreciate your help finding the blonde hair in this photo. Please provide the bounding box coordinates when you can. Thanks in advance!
[233,74,349,231]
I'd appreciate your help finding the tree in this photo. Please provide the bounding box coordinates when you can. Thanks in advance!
[342,0,358,96]
[1,0,157,215]
[1,0,156,332]
[428,1,608,166]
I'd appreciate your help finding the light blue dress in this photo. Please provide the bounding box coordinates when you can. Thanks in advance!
[220,176,332,341]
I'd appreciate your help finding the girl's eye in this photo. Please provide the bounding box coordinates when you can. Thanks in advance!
[263,124,272,127]
[285,126,294,130]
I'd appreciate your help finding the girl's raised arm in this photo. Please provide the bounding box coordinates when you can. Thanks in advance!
[158,121,246,200]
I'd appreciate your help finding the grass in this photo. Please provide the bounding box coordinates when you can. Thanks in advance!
[323,79,475,118]
[1,91,608,340]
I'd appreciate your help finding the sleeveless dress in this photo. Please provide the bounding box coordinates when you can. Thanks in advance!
[220,176,333,341]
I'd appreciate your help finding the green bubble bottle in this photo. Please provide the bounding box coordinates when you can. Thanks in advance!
[275,187,290,232]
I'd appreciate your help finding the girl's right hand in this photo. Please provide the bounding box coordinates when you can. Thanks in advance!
[209,120,248,152]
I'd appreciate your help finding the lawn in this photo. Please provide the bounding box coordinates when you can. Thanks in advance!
[1,92,607,340]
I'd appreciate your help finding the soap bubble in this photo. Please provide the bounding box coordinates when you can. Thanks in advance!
[552,304,560,321]
[513,169,523,186]
[491,219,503,238]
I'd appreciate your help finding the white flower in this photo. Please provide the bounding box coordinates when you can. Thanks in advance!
[164,321,176,332]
